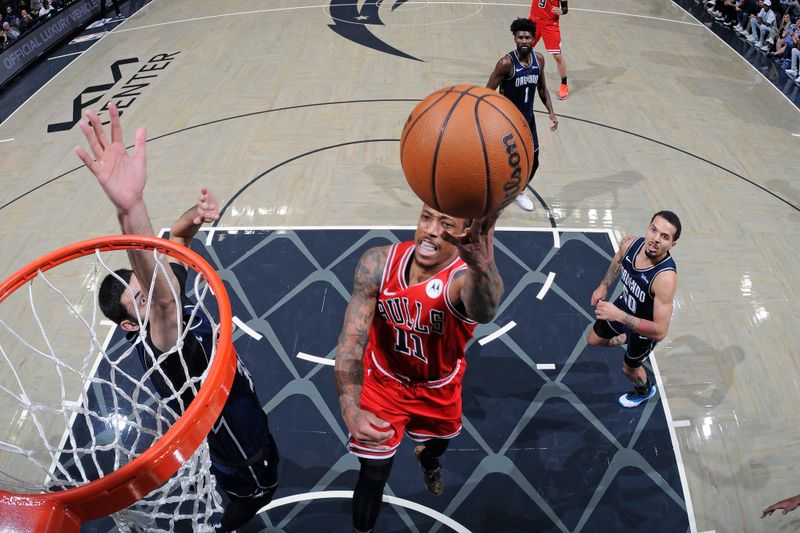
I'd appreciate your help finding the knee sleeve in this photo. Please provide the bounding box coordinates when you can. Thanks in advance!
[353,457,394,532]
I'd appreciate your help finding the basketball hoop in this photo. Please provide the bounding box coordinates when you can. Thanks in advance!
[0,235,235,532]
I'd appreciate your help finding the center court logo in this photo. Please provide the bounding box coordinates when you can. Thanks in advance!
[426,278,443,298]
[47,51,181,133]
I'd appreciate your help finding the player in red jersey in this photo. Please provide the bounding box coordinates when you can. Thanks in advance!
[334,205,503,533]
[529,0,570,99]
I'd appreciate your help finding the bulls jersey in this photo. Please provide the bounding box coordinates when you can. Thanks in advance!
[368,242,477,382]
[613,237,677,321]
[500,50,540,128]
[529,0,561,22]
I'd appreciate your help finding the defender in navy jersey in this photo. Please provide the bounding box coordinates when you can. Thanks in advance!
[76,103,278,532]
[487,17,558,212]
[588,211,681,408]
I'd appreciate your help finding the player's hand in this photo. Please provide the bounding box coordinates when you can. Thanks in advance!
[441,210,501,270]
[551,7,563,15]
[591,285,608,307]
[762,495,800,518]
[343,406,395,448]
[594,300,623,322]
[193,186,220,224]
[75,102,147,214]
[549,113,558,131]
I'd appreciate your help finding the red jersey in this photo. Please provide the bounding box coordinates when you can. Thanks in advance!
[366,242,477,383]
[529,0,561,22]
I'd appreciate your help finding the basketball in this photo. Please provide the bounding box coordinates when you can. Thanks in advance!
[400,84,535,219]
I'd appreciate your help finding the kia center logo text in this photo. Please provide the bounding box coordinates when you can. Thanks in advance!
[47,52,181,133]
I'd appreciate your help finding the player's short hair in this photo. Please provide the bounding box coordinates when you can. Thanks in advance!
[99,269,134,324]
[510,17,536,36]
[651,211,682,241]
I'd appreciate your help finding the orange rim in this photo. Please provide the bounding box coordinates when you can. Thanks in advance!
[0,235,235,529]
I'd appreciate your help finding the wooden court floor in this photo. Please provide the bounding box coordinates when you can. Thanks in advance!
[0,1,799,531]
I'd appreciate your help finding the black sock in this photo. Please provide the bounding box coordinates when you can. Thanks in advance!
[420,439,449,470]
[561,77,568,85]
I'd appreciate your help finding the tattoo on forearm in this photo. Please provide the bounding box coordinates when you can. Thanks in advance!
[620,314,658,337]
[601,261,621,287]
[463,262,503,323]
[334,246,386,413]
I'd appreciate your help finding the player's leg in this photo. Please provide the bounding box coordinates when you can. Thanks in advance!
[414,438,449,495]
[405,364,465,495]
[516,130,539,212]
[354,456,395,533]
[349,364,408,531]
[618,337,658,408]
[587,318,625,347]
[213,433,280,532]
[542,23,569,99]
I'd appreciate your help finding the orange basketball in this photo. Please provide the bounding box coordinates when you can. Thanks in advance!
[400,84,534,219]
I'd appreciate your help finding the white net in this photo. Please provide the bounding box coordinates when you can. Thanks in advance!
[0,246,225,531]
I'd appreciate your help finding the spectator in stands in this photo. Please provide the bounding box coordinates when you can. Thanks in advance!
[2,21,19,44]
[734,0,761,34]
[3,6,19,27]
[709,0,740,26]
[771,13,797,56]
[748,0,777,51]
[38,0,54,19]
[18,9,33,33]
[784,28,800,81]
[29,0,43,15]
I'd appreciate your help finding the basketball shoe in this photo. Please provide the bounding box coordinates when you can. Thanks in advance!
[557,83,569,100]
[414,445,444,495]
[515,192,535,211]
[618,383,657,408]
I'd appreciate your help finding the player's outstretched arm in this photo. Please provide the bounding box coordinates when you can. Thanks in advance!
[334,246,395,448]
[75,102,180,352]
[169,187,220,248]
[591,235,634,306]
[762,494,800,518]
[486,56,513,90]
[443,212,504,324]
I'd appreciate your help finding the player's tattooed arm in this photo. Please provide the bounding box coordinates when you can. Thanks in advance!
[591,235,634,306]
[334,246,395,446]
[446,213,504,324]
[334,246,385,412]
[610,270,677,342]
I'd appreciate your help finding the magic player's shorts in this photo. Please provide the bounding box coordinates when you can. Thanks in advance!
[347,353,466,460]
[532,18,562,54]
[593,318,657,369]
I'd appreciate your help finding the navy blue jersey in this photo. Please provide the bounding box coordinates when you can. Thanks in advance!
[499,50,540,129]
[613,237,677,321]
[129,263,277,497]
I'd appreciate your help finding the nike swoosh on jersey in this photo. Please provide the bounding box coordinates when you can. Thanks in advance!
[383,288,397,296]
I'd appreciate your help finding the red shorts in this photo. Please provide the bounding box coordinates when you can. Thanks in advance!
[347,354,465,460]
[532,18,562,54]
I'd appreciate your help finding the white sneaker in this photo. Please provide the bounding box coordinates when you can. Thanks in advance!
[795,75,800,84]
[766,37,774,45]
[733,24,742,31]
[757,43,768,51]
[786,69,798,76]
[515,192,535,211]
[747,34,757,42]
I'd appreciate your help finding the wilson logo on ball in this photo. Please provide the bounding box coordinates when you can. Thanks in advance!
[500,133,523,209]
